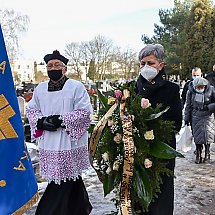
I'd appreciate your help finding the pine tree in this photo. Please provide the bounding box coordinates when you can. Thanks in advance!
[87,59,96,82]
[182,0,214,75]
[208,8,215,71]
[142,0,192,76]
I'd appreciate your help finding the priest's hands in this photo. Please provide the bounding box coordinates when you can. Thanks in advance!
[36,115,63,131]
[48,115,63,128]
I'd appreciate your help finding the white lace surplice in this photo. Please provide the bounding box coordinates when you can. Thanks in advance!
[26,79,93,184]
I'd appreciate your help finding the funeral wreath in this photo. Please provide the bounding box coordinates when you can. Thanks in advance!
[89,81,184,214]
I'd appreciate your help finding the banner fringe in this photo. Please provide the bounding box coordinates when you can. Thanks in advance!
[12,192,40,215]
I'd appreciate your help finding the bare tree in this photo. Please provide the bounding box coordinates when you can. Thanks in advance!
[64,42,83,79]
[79,42,92,81]
[64,35,138,81]
[113,47,138,80]
[86,35,114,80]
[0,9,29,61]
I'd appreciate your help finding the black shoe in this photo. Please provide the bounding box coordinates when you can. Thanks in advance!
[195,156,202,164]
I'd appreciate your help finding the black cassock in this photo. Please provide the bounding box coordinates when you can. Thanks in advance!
[35,177,92,215]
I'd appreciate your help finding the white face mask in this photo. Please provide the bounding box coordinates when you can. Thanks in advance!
[140,65,158,81]
[192,76,200,80]
[195,88,204,94]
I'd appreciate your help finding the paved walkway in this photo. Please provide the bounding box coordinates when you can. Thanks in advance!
[25,144,215,215]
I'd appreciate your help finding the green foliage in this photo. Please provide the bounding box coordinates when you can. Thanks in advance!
[133,166,153,210]
[87,59,96,81]
[142,0,215,78]
[149,141,184,159]
[97,89,109,110]
[183,0,214,74]
[92,82,183,213]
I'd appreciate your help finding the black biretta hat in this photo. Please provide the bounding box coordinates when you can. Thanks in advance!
[44,50,69,65]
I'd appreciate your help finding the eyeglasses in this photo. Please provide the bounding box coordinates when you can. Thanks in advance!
[47,63,64,69]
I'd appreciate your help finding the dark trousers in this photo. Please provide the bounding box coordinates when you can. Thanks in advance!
[142,174,174,215]
[35,177,92,215]
[139,158,175,215]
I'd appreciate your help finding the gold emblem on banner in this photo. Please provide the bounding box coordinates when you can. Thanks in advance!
[0,94,18,140]
[0,61,6,74]
[13,151,29,171]
[0,180,6,187]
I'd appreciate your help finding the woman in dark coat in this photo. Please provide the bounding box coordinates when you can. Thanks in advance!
[184,77,215,164]
[135,44,182,215]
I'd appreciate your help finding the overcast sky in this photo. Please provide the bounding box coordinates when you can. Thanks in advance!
[2,0,174,62]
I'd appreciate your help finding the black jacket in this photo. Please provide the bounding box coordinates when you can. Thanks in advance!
[135,69,182,136]
[181,80,192,106]
[135,69,182,215]
[206,71,215,87]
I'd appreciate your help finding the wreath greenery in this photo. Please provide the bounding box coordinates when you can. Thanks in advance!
[89,81,184,214]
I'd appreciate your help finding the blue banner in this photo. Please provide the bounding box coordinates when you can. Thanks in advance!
[0,25,38,214]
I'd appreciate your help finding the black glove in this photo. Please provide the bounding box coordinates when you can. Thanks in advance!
[48,115,63,128]
[184,121,190,126]
[203,105,209,111]
[207,103,215,112]
[37,117,57,131]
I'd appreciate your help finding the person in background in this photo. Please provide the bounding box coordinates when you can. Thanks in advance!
[206,63,215,87]
[184,77,215,164]
[135,44,182,215]
[181,67,202,107]
[26,50,93,215]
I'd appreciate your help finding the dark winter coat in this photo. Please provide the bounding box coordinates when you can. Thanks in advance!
[184,84,215,145]
[135,69,182,215]
[135,69,182,140]
[181,80,192,106]
[206,71,215,87]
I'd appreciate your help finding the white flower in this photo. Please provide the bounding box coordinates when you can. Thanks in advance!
[144,158,153,168]
[116,154,123,164]
[108,119,114,126]
[113,133,122,144]
[101,165,106,170]
[134,146,137,154]
[133,127,139,134]
[110,124,119,133]
[106,166,112,174]
[102,152,109,162]
[113,161,120,171]
[144,130,154,140]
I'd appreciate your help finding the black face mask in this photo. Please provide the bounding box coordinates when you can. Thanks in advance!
[48,70,63,81]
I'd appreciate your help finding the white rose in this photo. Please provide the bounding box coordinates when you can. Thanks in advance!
[144,130,154,140]
[113,161,120,171]
[102,152,109,162]
[106,166,112,174]
[108,119,114,126]
[144,158,153,168]
[113,133,122,144]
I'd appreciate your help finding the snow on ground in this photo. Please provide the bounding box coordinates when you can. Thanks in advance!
[174,143,215,215]
[25,143,215,215]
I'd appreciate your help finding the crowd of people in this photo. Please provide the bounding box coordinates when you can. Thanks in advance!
[20,45,215,215]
